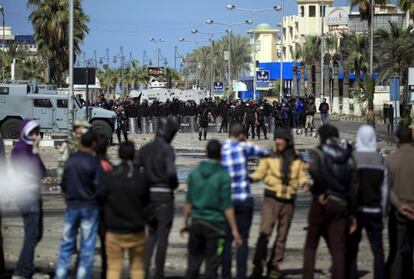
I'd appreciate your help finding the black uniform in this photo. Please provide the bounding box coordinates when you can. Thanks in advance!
[115,105,128,143]
[136,118,179,279]
[256,106,267,140]
[197,104,211,141]
[219,101,229,133]
[244,104,256,139]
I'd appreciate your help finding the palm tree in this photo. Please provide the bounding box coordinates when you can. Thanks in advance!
[292,45,303,96]
[28,0,89,86]
[301,35,321,97]
[375,21,414,104]
[399,0,414,23]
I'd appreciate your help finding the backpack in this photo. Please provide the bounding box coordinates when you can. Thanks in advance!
[320,138,354,201]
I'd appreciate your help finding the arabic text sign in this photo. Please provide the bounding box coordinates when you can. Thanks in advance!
[256,70,270,91]
[214,82,224,94]
[325,7,350,26]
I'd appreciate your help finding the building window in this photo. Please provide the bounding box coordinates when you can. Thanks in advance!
[309,6,316,17]
[34,99,52,108]
[300,6,305,17]
[320,5,326,17]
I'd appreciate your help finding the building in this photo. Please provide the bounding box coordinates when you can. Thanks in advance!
[0,26,37,52]
[247,23,280,75]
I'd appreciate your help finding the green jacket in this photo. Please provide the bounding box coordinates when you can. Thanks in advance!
[187,160,233,223]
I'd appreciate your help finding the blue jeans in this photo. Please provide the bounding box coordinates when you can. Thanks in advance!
[222,199,254,279]
[15,201,43,278]
[55,207,99,279]
[321,113,329,125]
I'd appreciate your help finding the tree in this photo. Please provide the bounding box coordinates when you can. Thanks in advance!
[301,35,321,96]
[375,20,414,104]
[28,0,89,86]
[398,0,414,20]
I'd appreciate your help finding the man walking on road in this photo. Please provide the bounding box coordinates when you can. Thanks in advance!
[55,131,103,279]
[182,140,242,279]
[385,126,414,279]
[302,125,358,279]
[249,129,311,279]
[221,123,269,279]
[319,98,329,125]
[137,117,179,279]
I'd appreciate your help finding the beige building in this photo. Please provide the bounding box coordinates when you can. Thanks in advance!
[247,23,280,74]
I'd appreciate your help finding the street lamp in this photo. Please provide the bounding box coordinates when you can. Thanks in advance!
[68,0,74,134]
[205,19,252,94]
[142,51,152,66]
[191,29,227,95]
[0,5,4,83]
[150,38,165,67]
[227,4,282,100]
[113,46,125,97]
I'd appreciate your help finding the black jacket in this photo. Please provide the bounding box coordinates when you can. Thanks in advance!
[61,151,103,208]
[136,118,179,202]
[0,137,4,164]
[103,161,150,234]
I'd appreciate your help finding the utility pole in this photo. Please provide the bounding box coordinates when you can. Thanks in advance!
[68,0,74,134]
[279,0,284,102]
[321,0,325,100]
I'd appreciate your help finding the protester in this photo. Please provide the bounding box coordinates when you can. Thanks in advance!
[304,97,316,137]
[243,102,257,140]
[385,125,414,279]
[249,129,311,279]
[95,135,112,279]
[137,117,179,279]
[221,123,269,279]
[57,119,91,183]
[11,120,46,279]
[302,125,358,279]
[181,140,242,279]
[103,141,149,279]
[319,98,330,125]
[55,131,103,279]
[347,125,388,279]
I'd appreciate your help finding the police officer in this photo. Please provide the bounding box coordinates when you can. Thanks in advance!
[114,102,128,144]
[243,101,257,140]
[219,100,229,133]
[139,99,150,133]
[256,104,268,140]
[197,101,213,141]
[96,94,109,109]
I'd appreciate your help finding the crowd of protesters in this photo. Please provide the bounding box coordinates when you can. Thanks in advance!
[2,93,414,279]
[82,94,330,143]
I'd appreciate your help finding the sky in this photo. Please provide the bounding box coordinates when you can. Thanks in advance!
[5,0,349,69]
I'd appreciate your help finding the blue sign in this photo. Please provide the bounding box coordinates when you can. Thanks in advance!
[390,77,400,102]
[214,82,224,94]
[256,70,270,90]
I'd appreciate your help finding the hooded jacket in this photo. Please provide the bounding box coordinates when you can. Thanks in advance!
[11,119,46,180]
[186,160,232,223]
[353,125,388,214]
[136,117,179,202]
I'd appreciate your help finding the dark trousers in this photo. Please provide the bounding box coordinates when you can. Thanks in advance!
[186,220,226,279]
[222,199,254,279]
[302,199,348,279]
[0,214,5,277]
[220,117,229,133]
[15,204,43,278]
[99,210,107,279]
[116,126,128,143]
[348,212,384,279]
[245,121,255,139]
[256,120,267,139]
[253,198,295,272]
[145,201,174,279]
[386,207,414,279]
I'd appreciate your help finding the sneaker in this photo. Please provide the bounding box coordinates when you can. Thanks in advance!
[267,269,284,279]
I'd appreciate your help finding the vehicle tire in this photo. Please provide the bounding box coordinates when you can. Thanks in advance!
[92,120,113,142]
[1,118,22,139]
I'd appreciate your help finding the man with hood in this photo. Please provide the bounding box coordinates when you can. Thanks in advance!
[249,129,311,279]
[347,125,388,279]
[181,140,242,278]
[137,117,179,279]
[11,120,46,279]
[304,97,316,137]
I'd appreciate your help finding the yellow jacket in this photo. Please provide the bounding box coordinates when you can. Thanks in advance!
[251,156,311,200]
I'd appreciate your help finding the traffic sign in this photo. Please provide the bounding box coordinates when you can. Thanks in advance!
[256,70,270,91]
[214,82,224,95]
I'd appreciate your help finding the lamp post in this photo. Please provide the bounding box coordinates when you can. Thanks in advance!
[113,47,125,97]
[0,6,4,83]
[68,0,74,134]
[179,38,210,88]
[142,51,152,66]
[227,4,282,100]
[321,0,325,100]
[99,48,110,96]
[76,52,96,120]
[205,19,252,94]
[150,38,165,67]
[11,58,25,81]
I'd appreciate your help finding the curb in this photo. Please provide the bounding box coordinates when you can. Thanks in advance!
[4,139,64,148]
